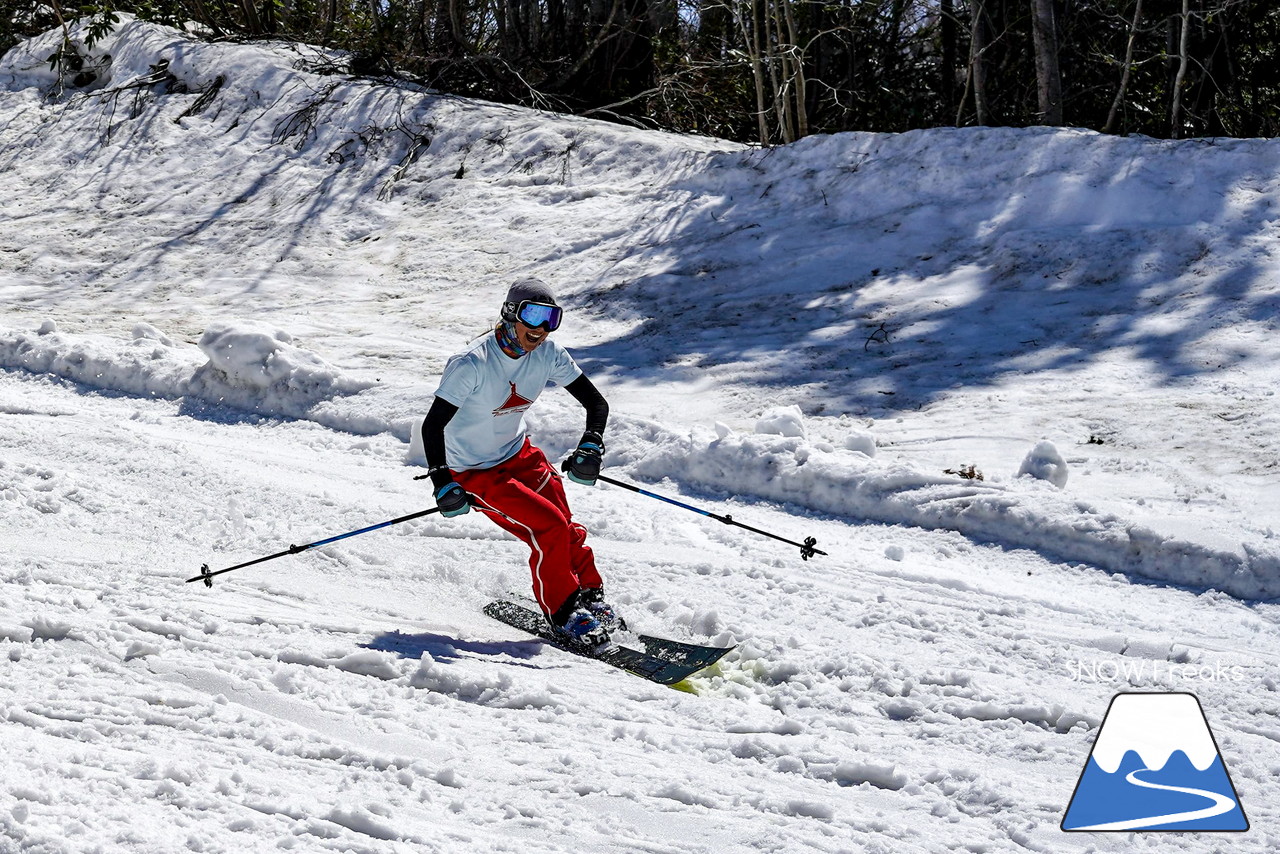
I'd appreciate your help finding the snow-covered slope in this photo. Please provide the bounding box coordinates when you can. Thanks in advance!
[4,18,1280,599]
[2,17,1280,854]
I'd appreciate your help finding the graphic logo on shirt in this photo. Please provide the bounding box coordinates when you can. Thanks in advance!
[1061,692,1248,832]
[493,382,534,416]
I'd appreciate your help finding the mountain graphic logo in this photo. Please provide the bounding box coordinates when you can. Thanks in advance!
[1061,692,1248,832]
[492,382,533,416]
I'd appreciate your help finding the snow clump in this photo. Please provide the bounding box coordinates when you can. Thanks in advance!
[1017,440,1069,488]
[198,323,338,392]
[843,429,877,457]
[755,405,806,438]
[131,322,174,347]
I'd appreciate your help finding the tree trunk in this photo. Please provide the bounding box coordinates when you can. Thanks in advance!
[449,0,469,53]
[322,0,336,43]
[941,0,958,120]
[1171,0,1191,138]
[1104,0,1143,134]
[880,0,905,85]
[762,0,787,142]
[240,0,263,34]
[965,0,989,126]
[1031,0,1062,125]
[547,0,623,90]
[780,0,808,138]
[768,0,794,142]
[739,0,771,144]
[648,0,677,34]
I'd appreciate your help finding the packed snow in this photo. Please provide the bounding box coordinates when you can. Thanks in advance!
[2,16,1280,854]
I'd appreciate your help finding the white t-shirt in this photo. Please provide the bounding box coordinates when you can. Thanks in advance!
[433,332,583,470]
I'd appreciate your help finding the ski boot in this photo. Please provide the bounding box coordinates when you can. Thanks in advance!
[579,588,627,634]
[558,608,613,653]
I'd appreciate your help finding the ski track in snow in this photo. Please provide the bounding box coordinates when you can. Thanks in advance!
[1,16,1279,854]
[1,372,1278,853]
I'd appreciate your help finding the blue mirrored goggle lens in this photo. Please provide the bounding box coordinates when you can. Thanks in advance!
[517,301,562,331]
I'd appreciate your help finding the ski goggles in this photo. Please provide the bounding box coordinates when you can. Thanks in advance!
[513,300,562,332]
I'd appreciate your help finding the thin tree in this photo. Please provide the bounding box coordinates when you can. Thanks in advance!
[1171,0,1191,138]
[737,0,771,143]
[940,0,958,119]
[959,0,989,126]
[1030,0,1062,124]
[779,0,808,138]
[1104,0,1143,134]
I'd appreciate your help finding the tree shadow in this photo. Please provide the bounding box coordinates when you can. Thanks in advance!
[570,128,1280,418]
[0,55,438,313]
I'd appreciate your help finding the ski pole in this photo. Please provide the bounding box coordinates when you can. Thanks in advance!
[186,507,441,587]
[595,473,827,561]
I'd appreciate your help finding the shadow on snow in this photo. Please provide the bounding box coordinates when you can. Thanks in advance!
[363,629,545,665]
[571,128,1280,418]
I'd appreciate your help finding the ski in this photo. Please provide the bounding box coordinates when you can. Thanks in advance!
[636,634,732,670]
[483,600,734,686]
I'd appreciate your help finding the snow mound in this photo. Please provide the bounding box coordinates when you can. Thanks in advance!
[1018,441,1069,488]
[843,429,877,457]
[191,322,373,415]
[0,321,375,424]
[0,321,201,399]
[0,14,1275,603]
[755,405,807,438]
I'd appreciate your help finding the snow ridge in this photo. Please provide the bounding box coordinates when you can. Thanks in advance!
[640,429,1280,599]
[4,319,1278,599]
[0,320,372,423]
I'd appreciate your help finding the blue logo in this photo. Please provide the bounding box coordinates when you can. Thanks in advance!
[1062,692,1248,832]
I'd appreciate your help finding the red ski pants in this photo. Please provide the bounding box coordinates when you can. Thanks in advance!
[453,438,602,620]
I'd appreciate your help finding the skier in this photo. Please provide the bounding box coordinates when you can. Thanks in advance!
[422,278,620,650]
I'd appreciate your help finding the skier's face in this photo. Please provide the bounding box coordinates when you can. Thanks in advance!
[514,320,549,352]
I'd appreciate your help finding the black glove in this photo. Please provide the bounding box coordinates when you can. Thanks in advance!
[561,431,604,486]
[435,482,471,517]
